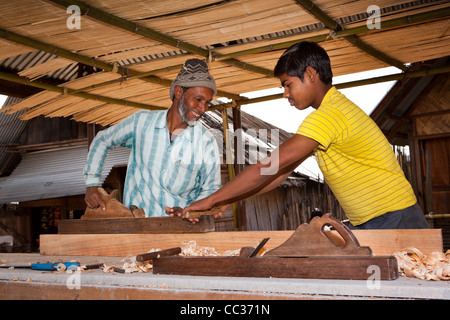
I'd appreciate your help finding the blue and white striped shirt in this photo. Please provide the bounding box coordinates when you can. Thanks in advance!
[83,110,222,217]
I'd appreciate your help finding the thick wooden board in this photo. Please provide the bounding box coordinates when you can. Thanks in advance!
[152,256,399,280]
[40,229,443,257]
[58,216,215,234]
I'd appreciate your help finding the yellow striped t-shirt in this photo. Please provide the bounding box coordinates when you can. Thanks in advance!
[297,87,417,225]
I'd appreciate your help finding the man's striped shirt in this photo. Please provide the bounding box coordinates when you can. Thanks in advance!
[297,87,417,226]
[84,110,222,217]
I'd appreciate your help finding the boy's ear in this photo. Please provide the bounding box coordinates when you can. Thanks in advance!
[305,66,317,82]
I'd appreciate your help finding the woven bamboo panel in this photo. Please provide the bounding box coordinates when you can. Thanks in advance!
[0,39,36,61]
[2,91,61,114]
[0,0,448,126]
[416,115,450,136]
[358,20,450,65]
[21,95,83,120]
[58,72,121,90]
[411,74,450,116]
[126,54,201,73]
[138,0,318,46]
[1,0,159,59]
[18,57,74,81]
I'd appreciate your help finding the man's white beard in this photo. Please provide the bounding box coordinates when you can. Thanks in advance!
[178,92,198,127]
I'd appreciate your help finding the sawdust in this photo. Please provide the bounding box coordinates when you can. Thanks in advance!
[393,248,450,281]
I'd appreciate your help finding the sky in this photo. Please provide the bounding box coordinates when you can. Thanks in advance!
[0,66,399,179]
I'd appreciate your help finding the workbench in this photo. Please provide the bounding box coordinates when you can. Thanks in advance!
[1,253,448,300]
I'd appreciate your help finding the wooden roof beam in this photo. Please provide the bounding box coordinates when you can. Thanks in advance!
[47,0,273,77]
[209,63,450,110]
[0,27,241,101]
[293,0,408,71]
[217,7,450,60]
[0,70,166,111]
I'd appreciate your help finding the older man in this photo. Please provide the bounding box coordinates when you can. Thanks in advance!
[83,59,222,217]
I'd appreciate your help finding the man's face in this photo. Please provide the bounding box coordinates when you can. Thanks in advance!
[279,72,315,111]
[178,87,214,126]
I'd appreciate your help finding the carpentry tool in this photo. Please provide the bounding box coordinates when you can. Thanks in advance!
[0,262,79,271]
[136,247,182,262]
[184,207,222,219]
[58,215,215,234]
[152,214,399,280]
[248,237,270,257]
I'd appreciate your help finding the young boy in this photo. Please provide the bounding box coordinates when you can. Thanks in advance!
[183,42,428,229]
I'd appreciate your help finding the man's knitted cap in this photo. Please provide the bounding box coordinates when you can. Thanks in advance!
[170,59,217,100]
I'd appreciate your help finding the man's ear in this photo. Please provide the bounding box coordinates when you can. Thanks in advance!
[174,85,184,100]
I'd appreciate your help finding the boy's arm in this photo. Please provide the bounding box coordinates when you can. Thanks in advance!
[182,134,318,214]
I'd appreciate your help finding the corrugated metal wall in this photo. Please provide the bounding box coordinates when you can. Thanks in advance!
[0,145,130,203]
[0,96,27,173]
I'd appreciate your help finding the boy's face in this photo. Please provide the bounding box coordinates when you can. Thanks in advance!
[279,72,315,111]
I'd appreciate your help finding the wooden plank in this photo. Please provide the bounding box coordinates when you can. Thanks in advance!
[58,216,215,234]
[40,229,443,257]
[153,255,399,280]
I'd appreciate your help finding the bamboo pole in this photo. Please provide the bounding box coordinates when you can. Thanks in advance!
[221,107,238,230]
[48,0,273,77]
[0,27,240,101]
[293,0,407,71]
[217,7,450,61]
[209,63,450,109]
[0,70,165,111]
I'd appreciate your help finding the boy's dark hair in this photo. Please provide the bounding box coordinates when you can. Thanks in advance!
[274,42,333,84]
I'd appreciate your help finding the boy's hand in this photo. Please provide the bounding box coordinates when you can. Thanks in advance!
[181,196,221,221]
[165,206,200,224]
[182,198,213,216]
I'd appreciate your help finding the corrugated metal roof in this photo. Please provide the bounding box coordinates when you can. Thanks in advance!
[0,145,130,203]
[0,96,28,173]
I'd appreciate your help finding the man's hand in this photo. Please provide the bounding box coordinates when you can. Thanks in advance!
[165,206,183,217]
[85,186,105,210]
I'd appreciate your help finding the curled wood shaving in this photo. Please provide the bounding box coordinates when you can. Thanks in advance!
[180,241,241,257]
[114,241,240,274]
[393,248,450,281]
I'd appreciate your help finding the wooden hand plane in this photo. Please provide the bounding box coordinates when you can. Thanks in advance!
[152,214,399,280]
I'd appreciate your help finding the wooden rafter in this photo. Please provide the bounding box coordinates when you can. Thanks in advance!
[293,0,408,71]
[0,27,241,101]
[48,0,274,77]
[209,63,450,110]
[63,7,450,106]
[216,7,450,60]
[0,70,165,111]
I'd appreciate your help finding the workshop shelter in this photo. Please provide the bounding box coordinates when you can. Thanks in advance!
[0,0,449,241]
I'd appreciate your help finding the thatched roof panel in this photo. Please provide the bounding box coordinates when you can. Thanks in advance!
[0,0,448,125]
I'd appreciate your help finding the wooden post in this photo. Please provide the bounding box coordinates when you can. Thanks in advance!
[232,104,247,231]
[425,149,434,214]
[221,107,238,230]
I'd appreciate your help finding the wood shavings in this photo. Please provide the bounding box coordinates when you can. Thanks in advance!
[120,256,153,274]
[102,264,119,273]
[180,241,240,257]
[393,248,450,281]
[111,241,240,274]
